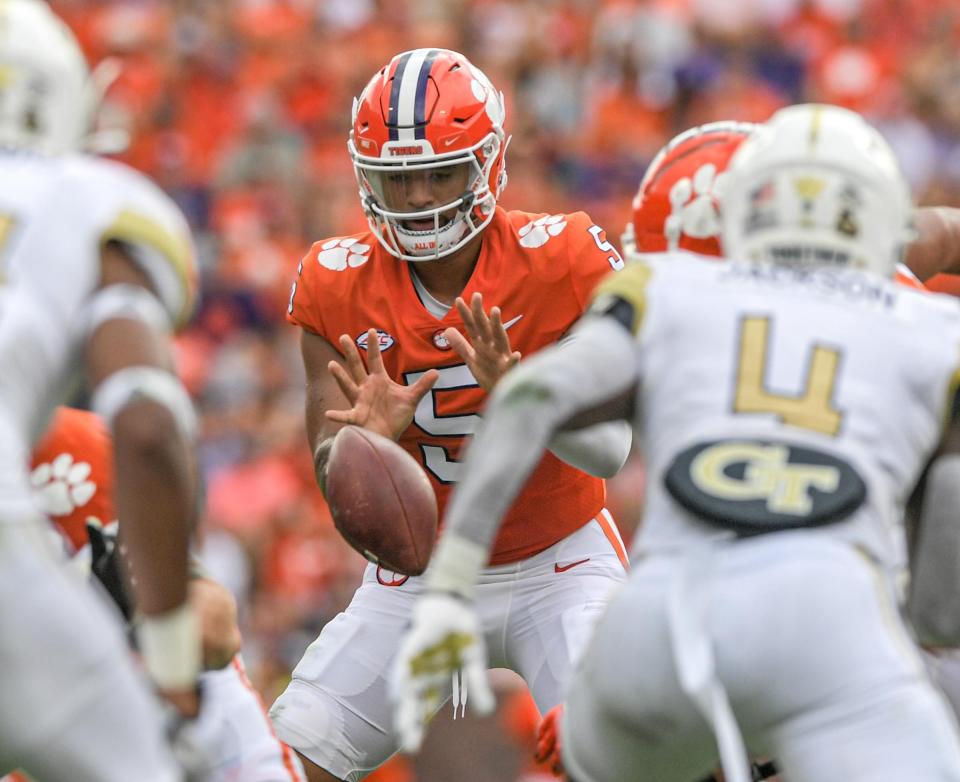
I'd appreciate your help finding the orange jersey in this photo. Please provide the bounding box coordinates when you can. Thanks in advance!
[30,407,114,552]
[288,207,624,564]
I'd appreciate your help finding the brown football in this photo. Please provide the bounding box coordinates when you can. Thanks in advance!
[325,425,438,576]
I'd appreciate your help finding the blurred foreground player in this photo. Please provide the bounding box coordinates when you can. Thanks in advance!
[20,406,307,782]
[0,2,201,779]
[392,104,960,782]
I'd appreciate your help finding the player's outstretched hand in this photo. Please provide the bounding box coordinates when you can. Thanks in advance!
[443,292,522,391]
[390,591,495,754]
[326,329,439,440]
[535,704,566,777]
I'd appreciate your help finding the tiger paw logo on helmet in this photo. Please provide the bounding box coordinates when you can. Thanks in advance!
[664,163,728,250]
[518,215,568,249]
[317,238,372,271]
[30,453,96,517]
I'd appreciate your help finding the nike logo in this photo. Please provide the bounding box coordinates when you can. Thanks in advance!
[503,314,524,331]
[554,558,590,573]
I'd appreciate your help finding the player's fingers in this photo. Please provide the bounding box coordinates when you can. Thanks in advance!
[464,662,495,716]
[395,694,424,754]
[489,307,514,353]
[472,294,494,342]
[338,334,368,383]
[455,297,481,342]
[443,328,474,362]
[409,369,440,402]
[365,328,387,375]
[327,360,359,403]
[325,409,356,424]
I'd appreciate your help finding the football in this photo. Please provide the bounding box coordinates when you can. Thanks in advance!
[325,425,438,576]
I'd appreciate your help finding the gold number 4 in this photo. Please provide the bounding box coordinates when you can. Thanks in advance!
[734,316,842,436]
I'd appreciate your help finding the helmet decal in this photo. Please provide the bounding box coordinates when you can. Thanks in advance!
[624,121,756,259]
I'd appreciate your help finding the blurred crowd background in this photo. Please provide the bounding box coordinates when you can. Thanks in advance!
[50,0,960,779]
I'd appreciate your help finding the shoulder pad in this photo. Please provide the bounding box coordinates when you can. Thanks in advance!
[66,157,197,330]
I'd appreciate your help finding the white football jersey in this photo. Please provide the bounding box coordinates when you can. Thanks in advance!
[594,252,960,567]
[0,148,195,511]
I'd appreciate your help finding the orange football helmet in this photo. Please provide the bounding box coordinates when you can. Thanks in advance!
[348,48,509,261]
[623,121,757,259]
[30,407,114,552]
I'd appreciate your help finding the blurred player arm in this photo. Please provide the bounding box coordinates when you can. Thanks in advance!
[87,520,241,669]
[547,327,633,477]
[906,207,960,280]
[302,328,438,496]
[906,392,960,647]
[444,292,632,478]
[427,311,639,598]
[84,241,201,713]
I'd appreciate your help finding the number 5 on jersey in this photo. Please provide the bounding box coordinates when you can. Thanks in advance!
[405,364,480,483]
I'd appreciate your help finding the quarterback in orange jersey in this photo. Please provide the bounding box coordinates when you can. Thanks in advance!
[273,48,631,782]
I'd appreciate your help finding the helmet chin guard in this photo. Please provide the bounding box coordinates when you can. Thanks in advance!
[349,49,509,262]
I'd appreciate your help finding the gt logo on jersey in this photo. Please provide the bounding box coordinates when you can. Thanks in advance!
[356,329,395,352]
[664,439,866,535]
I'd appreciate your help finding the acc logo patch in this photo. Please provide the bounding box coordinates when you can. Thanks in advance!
[664,439,866,535]
[356,329,395,352]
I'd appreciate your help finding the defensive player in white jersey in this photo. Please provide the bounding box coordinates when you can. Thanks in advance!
[391,104,960,782]
[0,2,201,780]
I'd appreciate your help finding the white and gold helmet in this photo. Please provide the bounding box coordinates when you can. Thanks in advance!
[0,0,101,154]
[720,104,913,278]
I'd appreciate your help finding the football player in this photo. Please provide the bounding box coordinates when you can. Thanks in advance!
[274,48,633,781]
[22,406,307,782]
[0,2,200,780]
[392,104,960,782]
[622,119,960,286]
[622,119,960,748]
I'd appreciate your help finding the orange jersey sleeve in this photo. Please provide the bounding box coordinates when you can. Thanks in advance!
[30,407,115,552]
[288,209,623,564]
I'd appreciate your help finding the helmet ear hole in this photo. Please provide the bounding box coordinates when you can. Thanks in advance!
[459,191,476,213]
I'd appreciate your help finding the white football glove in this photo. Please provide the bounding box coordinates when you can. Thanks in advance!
[390,591,495,753]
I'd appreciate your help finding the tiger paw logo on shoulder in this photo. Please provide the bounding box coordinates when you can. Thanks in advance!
[317,238,372,271]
